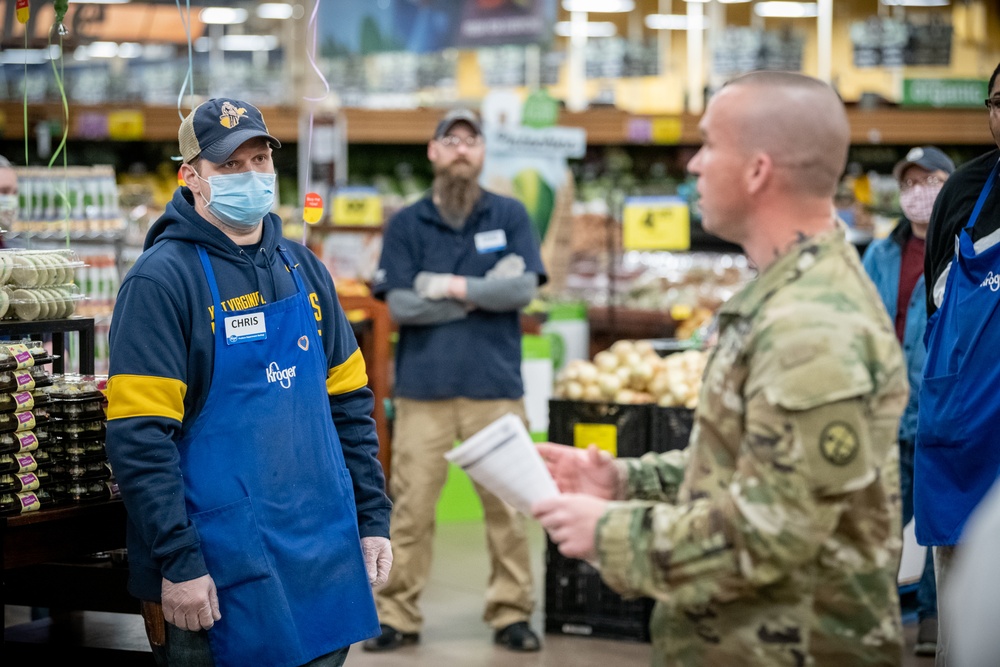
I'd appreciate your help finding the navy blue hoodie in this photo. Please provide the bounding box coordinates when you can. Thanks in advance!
[105,187,390,601]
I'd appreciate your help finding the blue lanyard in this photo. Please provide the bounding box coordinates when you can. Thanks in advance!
[967,157,1000,230]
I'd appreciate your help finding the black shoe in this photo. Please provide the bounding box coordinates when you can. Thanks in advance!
[493,621,541,652]
[914,617,937,657]
[362,624,420,652]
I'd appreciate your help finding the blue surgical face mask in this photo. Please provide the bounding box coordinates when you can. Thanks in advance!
[197,170,276,229]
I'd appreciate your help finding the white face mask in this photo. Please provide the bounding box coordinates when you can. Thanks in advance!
[899,183,944,225]
[0,194,18,229]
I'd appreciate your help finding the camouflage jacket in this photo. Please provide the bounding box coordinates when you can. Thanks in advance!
[596,226,908,666]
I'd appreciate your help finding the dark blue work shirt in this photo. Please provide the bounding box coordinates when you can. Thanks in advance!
[373,191,547,400]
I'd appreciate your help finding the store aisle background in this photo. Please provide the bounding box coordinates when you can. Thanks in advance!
[5,519,933,665]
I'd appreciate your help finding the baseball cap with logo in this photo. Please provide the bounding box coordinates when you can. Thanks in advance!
[434,109,482,140]
[178,98,281,164]
[892,146,955,181]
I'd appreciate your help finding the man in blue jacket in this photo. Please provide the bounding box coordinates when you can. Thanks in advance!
[105,98,392,667]
[863,145,953,658]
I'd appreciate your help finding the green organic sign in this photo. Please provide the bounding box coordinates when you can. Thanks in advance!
[903,79,988,108]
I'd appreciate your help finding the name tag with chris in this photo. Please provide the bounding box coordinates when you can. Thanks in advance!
[474,229,507,254]
[225,312,267,345]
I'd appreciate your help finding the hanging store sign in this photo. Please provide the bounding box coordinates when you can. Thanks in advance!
[850,15,952,68]
[485,126,586,160]
[319,0,557,56]
[903,79,988,109]
[622,196,691,252]
[712,27,804,78]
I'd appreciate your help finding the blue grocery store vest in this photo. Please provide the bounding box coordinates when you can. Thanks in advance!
[915,159,1000,546]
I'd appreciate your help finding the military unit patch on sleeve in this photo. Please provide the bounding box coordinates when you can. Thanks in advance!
[819,422,860,466]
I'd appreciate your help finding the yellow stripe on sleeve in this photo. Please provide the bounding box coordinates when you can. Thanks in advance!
[326,348,369,396]
[106,374,187,423]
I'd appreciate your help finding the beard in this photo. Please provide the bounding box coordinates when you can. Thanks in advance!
[433,161,482,224]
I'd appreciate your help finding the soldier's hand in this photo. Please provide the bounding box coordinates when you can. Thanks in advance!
[532,493,607,562]
[161,574,221,631]
[536,443,620,499]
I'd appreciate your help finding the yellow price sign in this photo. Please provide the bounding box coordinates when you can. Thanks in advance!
[573,423,618,458]
[622,196,691,251]
[651,117,683,145]
[107,110,145,141]
[332,188,382,226]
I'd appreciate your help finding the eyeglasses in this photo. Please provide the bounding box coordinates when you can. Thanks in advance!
[901,175,944,191]
[437,135,483,149]
[985,97,1000,112]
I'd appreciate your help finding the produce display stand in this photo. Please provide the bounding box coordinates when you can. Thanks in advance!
[1,317,145,661]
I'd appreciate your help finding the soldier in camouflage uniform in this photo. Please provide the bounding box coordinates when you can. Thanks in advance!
[534,71,908,667]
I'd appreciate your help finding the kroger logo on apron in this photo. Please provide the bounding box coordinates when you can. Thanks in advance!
[980,271,1000,292]
[266,361,297,389]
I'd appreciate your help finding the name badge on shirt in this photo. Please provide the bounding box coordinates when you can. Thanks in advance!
[225,312,267,345]
[474,229,507,254]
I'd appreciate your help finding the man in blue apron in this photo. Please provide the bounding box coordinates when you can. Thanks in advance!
[105,99,392,667]
[918,61,1000,667]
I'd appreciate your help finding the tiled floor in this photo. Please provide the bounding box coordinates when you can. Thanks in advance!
[5,519,935,666]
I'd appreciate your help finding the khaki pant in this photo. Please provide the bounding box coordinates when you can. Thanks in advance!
[375,397,535,633]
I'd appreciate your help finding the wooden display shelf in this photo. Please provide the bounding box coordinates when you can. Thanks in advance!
[338,294,394,486]
[1,102,993,146]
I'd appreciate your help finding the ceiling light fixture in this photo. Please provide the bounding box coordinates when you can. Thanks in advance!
[754,2,819,17]
[561,0,634,12]
[0,46,61,64]
[87,41,120,58]
[645,14,707,30]
[554,21,617,37]
[195,35,280,52]
[880,0,950,6]
[257,3,295,20]
[199,7,249,25]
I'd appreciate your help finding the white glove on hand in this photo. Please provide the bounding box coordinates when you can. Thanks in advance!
[414,272,455,300]
[486,254,525,279]
[361,536,393,589]
[161,574,221,631]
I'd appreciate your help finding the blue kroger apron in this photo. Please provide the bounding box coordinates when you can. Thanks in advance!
[915,159,1000,546]
[176,245,379,667]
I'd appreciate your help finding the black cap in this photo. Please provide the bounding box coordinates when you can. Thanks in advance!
[434,109,482,139]
[892,146,955,181]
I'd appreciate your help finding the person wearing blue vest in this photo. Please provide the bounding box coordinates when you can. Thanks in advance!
[105,98,393,667]
[863,145,954,658]
[918,61,1000,667]
[366,109,547,652]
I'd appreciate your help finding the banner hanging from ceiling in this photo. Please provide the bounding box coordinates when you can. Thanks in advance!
[319,0,557,56]
[850,15,952,68]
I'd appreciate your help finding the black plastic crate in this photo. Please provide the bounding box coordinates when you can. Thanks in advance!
[650,405,695,453]
[545,398,655,642]
[547,399,654,458]
[544,537,653,642]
